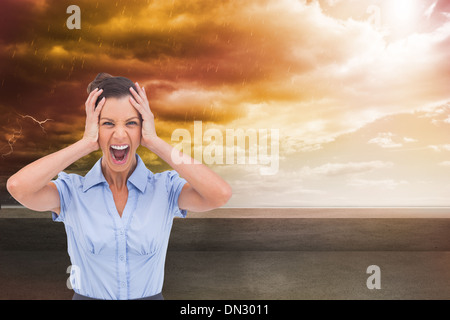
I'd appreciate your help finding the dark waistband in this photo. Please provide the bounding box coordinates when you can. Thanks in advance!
[72,292,164,300]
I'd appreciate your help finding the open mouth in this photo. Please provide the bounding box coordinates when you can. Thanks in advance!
[110,144,130,164]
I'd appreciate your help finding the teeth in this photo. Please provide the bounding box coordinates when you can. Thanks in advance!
[111,145,129,150]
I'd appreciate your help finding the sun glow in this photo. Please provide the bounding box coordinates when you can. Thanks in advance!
[384,0,421,36]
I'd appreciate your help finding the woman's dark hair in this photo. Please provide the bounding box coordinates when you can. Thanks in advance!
[87,73,138,108]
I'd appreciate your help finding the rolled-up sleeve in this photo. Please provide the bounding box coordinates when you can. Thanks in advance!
[50,172,73,222]
[165,170,188,218]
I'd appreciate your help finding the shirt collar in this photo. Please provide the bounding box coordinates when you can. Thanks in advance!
[82,154,150,193]
[127,154,150,193]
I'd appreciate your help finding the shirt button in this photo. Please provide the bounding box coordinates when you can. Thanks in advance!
[119,255,125,261]
[120,281,126,288]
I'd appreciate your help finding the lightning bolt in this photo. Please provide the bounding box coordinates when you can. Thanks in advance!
[1,114,53,157]
[17,113,53,133]
[1,119,22,158]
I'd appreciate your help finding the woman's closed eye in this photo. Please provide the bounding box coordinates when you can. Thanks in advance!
[102,121,114,126]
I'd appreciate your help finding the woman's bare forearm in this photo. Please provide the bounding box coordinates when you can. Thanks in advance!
[7,139,96,200]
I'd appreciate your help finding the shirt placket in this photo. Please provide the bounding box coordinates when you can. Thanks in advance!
[117,225,128,299]
[104,185,130,300]
[116,185,137,300]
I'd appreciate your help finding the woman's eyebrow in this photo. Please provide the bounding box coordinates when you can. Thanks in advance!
[126,117,140,121]
[100,117,140,121]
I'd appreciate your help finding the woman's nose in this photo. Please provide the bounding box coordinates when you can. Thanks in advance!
[113,125,127,138]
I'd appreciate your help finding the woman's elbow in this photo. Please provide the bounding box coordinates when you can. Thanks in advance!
[180,182,232,212]
[6,176,21,200]
[214,183,232,208]
[6,175,30,204]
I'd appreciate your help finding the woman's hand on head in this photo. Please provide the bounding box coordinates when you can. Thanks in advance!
[82,88,106,152]
[129,82,158,149]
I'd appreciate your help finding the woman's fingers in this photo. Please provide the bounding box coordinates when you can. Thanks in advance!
[130,83,154,121]
[95,97,106,116]
[129,88,145,113]
[131,82,150,104]
[129,86,144,105]
[135,82,148,101]
[86,88,103,113]
[129,95,145,115]
[85,88,98,108]
[82,90,104,148]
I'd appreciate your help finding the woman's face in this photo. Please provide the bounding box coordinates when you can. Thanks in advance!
[98,96,141,174]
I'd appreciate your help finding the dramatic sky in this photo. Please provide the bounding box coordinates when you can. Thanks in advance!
[1,0,450,207]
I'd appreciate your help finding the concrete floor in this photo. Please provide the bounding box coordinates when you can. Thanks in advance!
[1,208,450,300]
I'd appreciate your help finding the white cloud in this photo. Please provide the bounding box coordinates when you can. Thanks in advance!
[403,137,417,143]
[348,178,408,190]
[368,132,402,148]
[429,144,450,152]
[300,161,393,177]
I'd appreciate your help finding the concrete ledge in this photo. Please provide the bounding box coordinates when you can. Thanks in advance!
[2,218,450,251]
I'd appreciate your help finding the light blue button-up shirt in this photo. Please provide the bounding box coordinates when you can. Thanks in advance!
[51,154,187,300]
